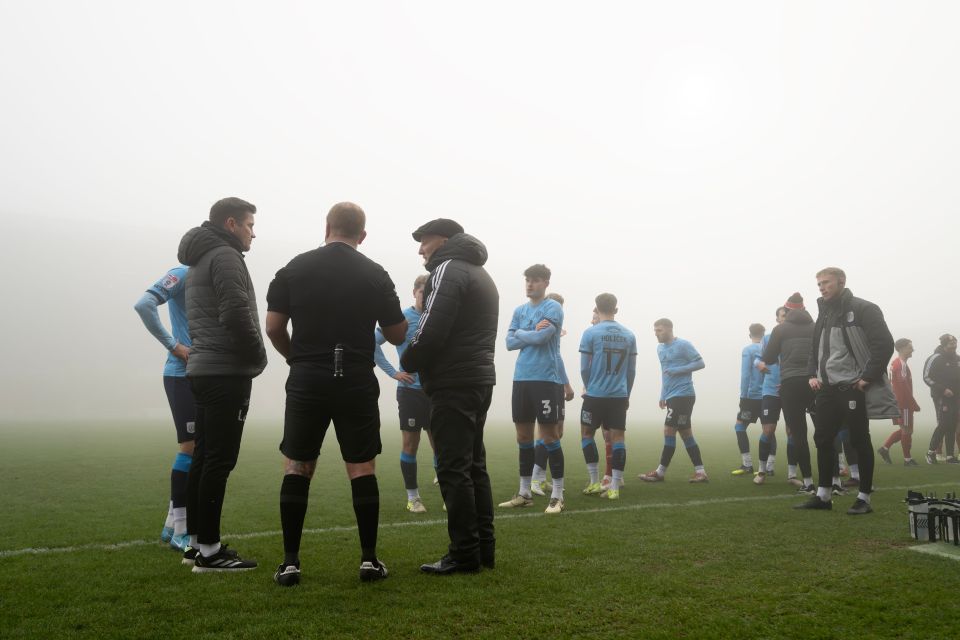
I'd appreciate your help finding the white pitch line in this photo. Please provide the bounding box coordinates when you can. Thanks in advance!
[1,482,954,560]
[907,544,960,561]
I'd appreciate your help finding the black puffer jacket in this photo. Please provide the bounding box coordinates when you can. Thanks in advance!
[400,233,498,393]
[177,222,267,377]
[762,308,814,381]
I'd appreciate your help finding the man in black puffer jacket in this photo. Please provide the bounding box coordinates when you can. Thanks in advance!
[761,292,815,492]
[176,197,267,572]
[401,219,499,575]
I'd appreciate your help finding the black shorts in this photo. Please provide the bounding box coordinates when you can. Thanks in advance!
[398,387,431,432]
[761,395,782,424]
[281,373,382,464]
[665,396,695,429]
[163,376,196,443]
[512,381,562,424]
[737,398,763,424]
[581,396,628,431]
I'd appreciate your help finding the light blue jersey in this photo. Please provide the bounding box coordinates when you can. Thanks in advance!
[374,306,422,390]
[658,337,704,401]
[506,298,564,383]
[579,321,638,398]
[142,266,190,377]
[740,342,764,400]
[759,334,780,397]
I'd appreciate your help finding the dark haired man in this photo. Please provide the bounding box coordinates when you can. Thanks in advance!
[401,218,499,575]
[579,294,637,499]
[639,319,708,483]
[177,197,267,571]
[922,334,960,465]
[731,323,765,477]
[374,274,437,513]
[266,202,407,586]
[796,268,897,515]
[877,338,921,465]
[500,264,568,514]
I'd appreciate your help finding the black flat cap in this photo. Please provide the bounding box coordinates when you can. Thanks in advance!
[412,218,464,241]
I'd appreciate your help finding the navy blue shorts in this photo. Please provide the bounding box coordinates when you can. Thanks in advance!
[581,396,629,430]
[737,398,762,424]
[397,387,431,432]
[761,395,782,424]
[665,396,695,429]
[512,381,562,424]
[163,376,196,443]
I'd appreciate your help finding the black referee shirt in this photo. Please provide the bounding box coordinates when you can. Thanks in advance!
[266,242,405,375]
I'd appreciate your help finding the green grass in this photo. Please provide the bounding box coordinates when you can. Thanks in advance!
[1,422,959,639]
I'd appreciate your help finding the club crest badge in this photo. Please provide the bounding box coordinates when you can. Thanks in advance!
[848,400,857,410]
[846,311,855,323]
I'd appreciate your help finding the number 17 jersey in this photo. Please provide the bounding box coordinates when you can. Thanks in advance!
[580,320,638,398]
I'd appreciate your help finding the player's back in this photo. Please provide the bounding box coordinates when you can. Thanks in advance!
[582,321,637,398]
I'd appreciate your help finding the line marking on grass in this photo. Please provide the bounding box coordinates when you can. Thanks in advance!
[907,544,960,561]
[1,482,954,560]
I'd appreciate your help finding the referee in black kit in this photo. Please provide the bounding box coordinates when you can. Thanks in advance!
[265,202,407,586]
[400,218,499,575]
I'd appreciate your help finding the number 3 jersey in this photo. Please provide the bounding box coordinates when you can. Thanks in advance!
[509,298,564,383]
[579,320,638,398]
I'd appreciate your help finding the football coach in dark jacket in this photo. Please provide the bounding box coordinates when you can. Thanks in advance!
[176,196,267,571]
[401,219,499,574]
[796,267,896,516]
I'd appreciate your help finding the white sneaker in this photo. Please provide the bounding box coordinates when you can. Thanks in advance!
[530,479,547,496]
[406,497,427,514]
[544,497,565,514]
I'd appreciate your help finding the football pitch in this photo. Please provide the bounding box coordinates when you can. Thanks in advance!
[2,422,958,639]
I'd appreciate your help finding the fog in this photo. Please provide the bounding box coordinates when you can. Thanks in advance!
[1,1,957,430]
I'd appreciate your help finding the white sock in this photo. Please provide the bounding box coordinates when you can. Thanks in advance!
[804,477,813,487]
[587,463,599,483]
[172,507,187,535]
[656,464,667,477]
[850,464,860,480]
[694,465,705,474]
[766,455,776,472]
[612,469,623,489]
[904,457,913,462]
[189,534,198,548]
[532,464,545,482]
[198,542,221,557]
[164,500,175,528]
[816,486,831,501]
[519,476,532,497]
[551,477,564,499]
[742,452,753,467]
[788,464,798,479]
[406,489,419,501]
[857,492,870,503]
[832,476,841,487]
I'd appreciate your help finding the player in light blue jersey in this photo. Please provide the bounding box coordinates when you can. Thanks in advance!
[578,294,637,499]
[134,265,195,552]
[498,264,568,514]
[731,324,765,476]
[374,275,437,514]
[753,307,788,485]
[530,292,576,495]
[639,318,708,483]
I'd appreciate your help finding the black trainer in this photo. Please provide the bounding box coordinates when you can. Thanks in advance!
[793,496,832,510]
[181,546,199,566]
[877,447,893,464]
[847,498,874,515]
[796,484,816,495]
[904,459,919,467]
[832,484,847,496]
[192,545,257,573]
[926,451,937,465]
[946,457,960,465]
[274,563,301,587]
[359,559,388,582]
[420,554,481,575]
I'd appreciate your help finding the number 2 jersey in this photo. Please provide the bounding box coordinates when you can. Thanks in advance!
[579,320,638,398]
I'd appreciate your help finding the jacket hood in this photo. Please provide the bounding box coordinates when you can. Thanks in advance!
[178,221,243,266]
[785,308,813,325]
[426,233,488,270]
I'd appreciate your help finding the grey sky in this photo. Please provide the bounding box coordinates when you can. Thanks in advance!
[1,1,957,427]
